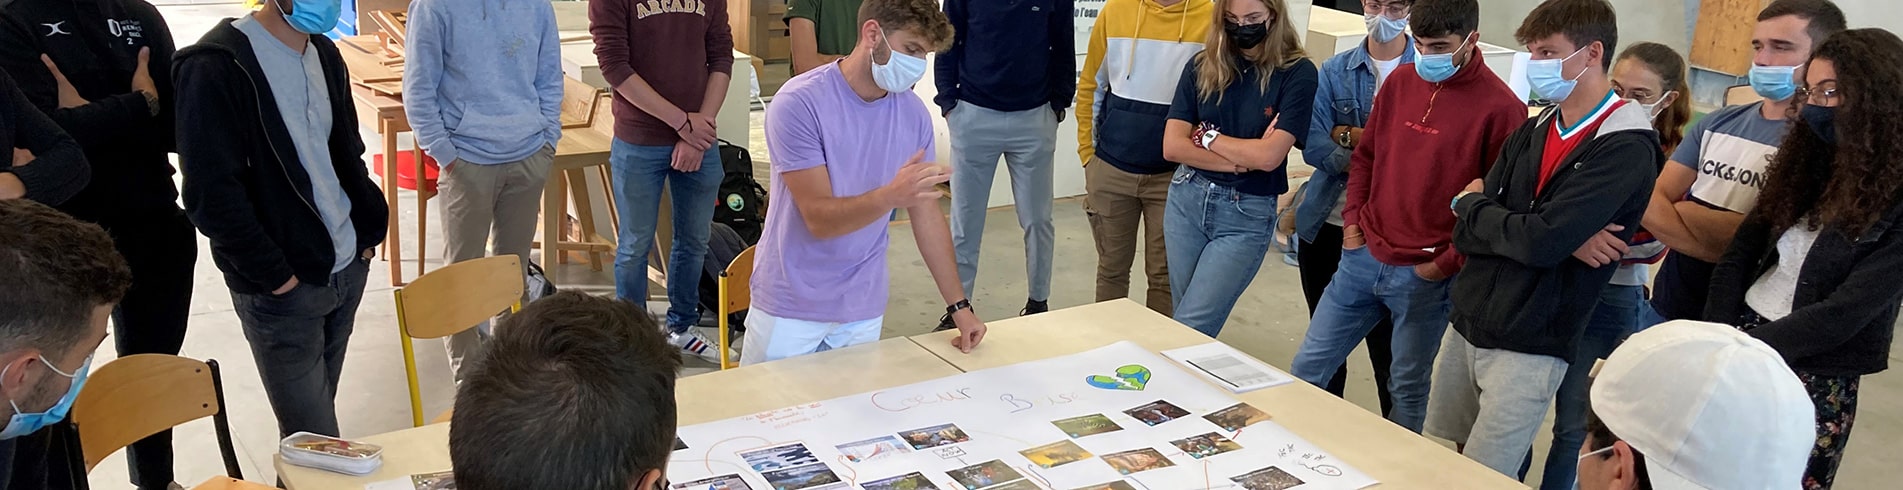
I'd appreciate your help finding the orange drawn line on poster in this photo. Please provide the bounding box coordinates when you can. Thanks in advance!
[835,455,859,484]
[1022,464,1053,489]
[699,436,776,474]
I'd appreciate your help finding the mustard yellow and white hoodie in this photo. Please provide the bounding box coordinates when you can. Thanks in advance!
[1075,0,1213,174]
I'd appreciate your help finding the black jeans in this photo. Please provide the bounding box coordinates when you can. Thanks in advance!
[1298,223,1395,415]
[103,208,198,490]
[233,256,371,442]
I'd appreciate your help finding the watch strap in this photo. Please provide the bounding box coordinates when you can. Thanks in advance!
[946,299,972,315]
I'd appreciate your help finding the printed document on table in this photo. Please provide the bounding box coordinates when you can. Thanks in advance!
[1161,342,1295,393]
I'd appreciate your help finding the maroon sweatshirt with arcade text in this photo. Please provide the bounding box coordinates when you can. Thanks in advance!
[1342,46,1526,275]
[590,0,736,146]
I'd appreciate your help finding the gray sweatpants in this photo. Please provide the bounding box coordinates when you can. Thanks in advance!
[947,103,1058,301]
[1425,327,1570,477]
[439,147,553,384]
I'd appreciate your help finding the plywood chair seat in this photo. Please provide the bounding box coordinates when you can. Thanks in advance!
[72,354,242,478]
[394,255,525,426]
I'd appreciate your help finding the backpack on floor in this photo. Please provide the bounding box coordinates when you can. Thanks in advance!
[715,140,768,244]
[698,222,751,333]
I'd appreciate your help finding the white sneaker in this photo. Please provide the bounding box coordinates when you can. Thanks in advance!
[668,329,734,362]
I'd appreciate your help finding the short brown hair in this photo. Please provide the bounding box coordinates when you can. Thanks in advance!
[1515,0,1619,70]
[1759,0,1847,50]
[450,292,682,490]
[0,200,130,359]
[857,0,953,51]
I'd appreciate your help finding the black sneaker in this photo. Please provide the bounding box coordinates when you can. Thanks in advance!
[933,312,958,332]
[1021,299,1049,316]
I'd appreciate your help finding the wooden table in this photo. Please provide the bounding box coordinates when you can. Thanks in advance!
[909,299,1528,490]
[274,338,963,489]
[347,85,424,286]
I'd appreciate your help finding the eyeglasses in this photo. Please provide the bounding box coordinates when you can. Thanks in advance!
[1362,0,1411,18]
[1226,12,1271,24]
[1798,82,1841,107]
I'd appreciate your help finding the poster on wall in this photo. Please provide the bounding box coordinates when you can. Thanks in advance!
[665,341,1378,490]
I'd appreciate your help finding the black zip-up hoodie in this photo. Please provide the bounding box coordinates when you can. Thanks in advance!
[1707,199,1903,377]
[173,18,388,295]
[1449,100,1662,359]
[0,0,178,223]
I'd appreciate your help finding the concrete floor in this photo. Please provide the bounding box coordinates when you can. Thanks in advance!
[85,4,1903,489]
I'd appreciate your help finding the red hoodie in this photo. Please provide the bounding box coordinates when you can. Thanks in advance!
[1342,46,1525,274]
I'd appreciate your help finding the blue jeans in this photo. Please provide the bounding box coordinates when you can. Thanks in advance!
[609,139,722,329]
[1634,298,1670,332]
[1163,169,1276,338]
[1289,246,1451,432]
[1532,284,1643,489]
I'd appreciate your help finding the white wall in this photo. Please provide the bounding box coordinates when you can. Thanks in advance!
[1476,0,1690,56]
[929,0,1314,207]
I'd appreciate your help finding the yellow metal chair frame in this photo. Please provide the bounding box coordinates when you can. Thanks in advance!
[393,255,525,426]
[716,246,758,370]
[72,354,243,479]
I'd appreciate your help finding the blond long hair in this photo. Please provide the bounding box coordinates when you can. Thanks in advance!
[1196,0,1305,101]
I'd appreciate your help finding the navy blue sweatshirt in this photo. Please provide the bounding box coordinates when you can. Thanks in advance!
[933,0,1075,115]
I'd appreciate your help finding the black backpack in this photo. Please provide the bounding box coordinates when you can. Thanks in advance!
[714,140,768,244]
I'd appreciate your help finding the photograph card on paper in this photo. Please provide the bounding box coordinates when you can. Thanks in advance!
[1050,414,1123,438]
[1230,466,1306,490]
[1168,432,1243,459]
[1100,448,1177,475]
[1068,482,1138,490]
[1018,440,1094,469]
[760,463,845,490]
[670,474,754,490]
[1202,403,1270,432]
[410,471,456,490]
[1121,400,1191,426]
[947,460,1026,490]
[861,472,941,490]
[740,443,821,472]
[899,423,972,450]
[836,435,912,463]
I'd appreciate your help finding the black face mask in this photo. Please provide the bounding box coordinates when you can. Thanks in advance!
[1802,104,1838,145]
[1224,20,1268,50]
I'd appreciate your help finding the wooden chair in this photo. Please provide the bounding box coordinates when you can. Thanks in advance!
[716,246,758,370]
[71,355,242,479]
[394,255,525,427]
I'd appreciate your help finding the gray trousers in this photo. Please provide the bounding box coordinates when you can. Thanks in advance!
[947,103,1058,301]
[233,257,370,439]
[438,147,553,384]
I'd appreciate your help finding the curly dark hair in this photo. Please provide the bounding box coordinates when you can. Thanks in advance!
[1756,29,1903,237]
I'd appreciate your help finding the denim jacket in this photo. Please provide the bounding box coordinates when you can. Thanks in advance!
[1297,39,1413,242]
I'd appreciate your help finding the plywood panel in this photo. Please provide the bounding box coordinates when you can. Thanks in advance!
[1691,0,1771,76]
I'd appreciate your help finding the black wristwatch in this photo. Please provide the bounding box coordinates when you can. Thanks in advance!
[1336,128,1355,149]
[946,299,972,316]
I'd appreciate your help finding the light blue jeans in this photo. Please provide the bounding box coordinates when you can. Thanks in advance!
[1532,284,1643,490]
[608,139,722,330]
[948,103,1057,301]
[1164,168,1277,338]
[1289,246,1451,433]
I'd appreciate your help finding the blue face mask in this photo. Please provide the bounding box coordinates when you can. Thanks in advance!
[274,0,342,35]
[1364,14,1408,44]
[1750,65,1801,101]
[1801,104,1837,145]
[1527,47,1588,102]
[1415,35,1472,84]
[1,354,91,440]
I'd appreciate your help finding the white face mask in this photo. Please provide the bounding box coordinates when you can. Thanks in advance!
[872,29,927,93]
[1634,91,1676,122]
[1577,445,1614,461]
[1363,14,1408,44]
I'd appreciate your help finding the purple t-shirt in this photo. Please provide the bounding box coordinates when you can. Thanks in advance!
[751,62,937,323]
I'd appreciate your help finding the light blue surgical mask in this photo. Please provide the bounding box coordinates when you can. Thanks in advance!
[1364,14,1408,44]
[872,30,927,93]
[1415,35,1472,84]
[1528,47,1589,102]
[273,0,342,35]
[1,354,91,440]
[1749,65,1801,101]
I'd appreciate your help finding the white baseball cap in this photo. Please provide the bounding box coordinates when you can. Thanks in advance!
[1588,320,1815,490]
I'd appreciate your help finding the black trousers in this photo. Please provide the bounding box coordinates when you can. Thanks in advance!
[1298,223,1395,416]
[103,208,198,489]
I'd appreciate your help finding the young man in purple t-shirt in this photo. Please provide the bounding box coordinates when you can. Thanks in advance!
[745,0,985,365]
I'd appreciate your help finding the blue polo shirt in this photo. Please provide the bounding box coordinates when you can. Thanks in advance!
[1166,55,1317,196]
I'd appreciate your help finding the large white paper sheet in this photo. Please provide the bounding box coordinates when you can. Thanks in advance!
[668,342,1377,490]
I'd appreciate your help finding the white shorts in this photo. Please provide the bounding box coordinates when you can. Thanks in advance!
[739,311,884,366]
